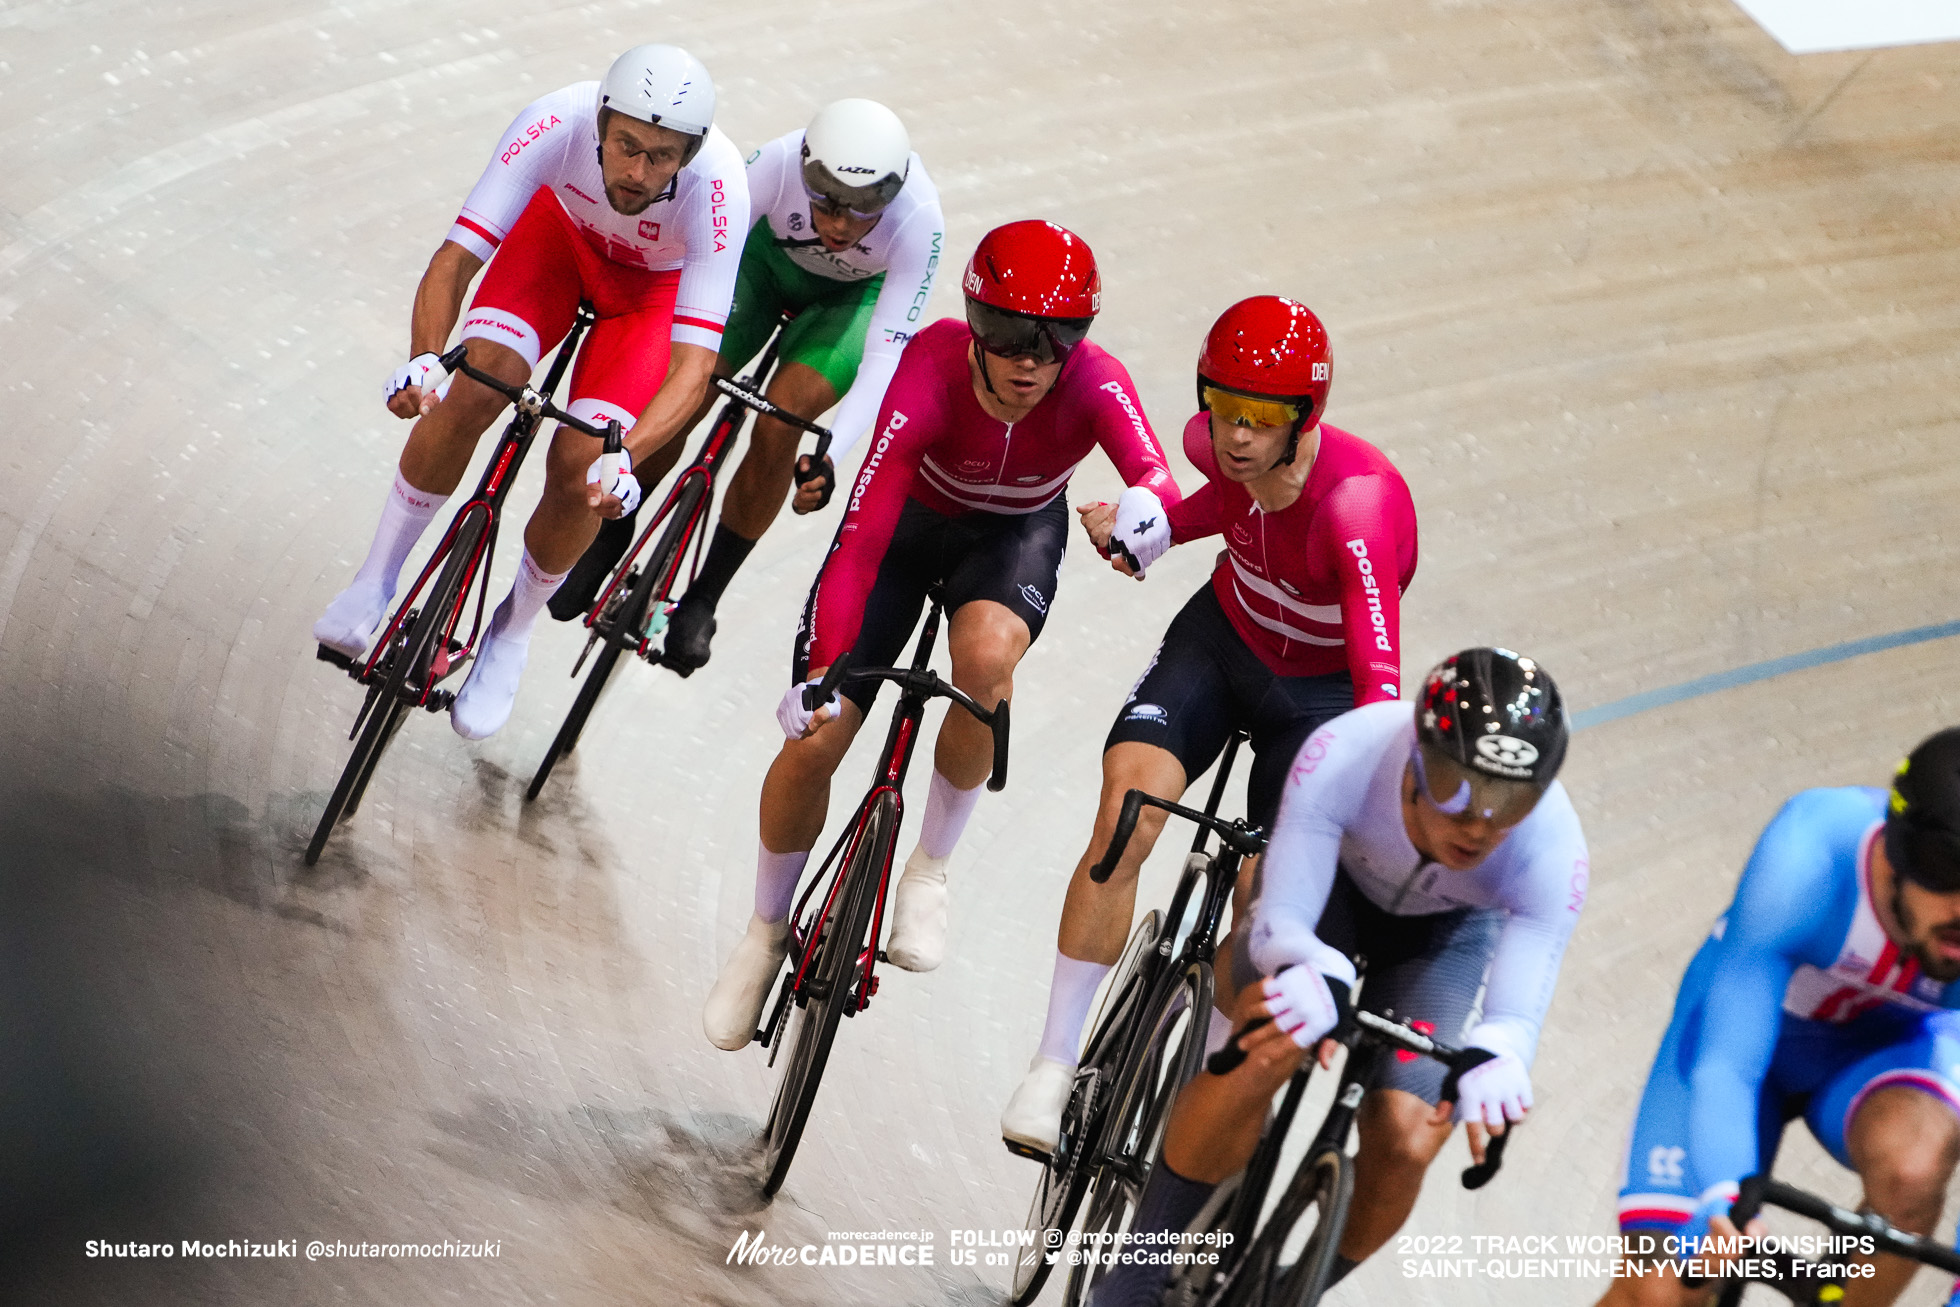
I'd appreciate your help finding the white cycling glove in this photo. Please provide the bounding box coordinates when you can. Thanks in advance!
[586,448,642,515]
[385,352,444,405]
[1259,966,1349,1050]
[1446,1048,1534,1127]
[1112,485,1172,576]
[776,677,841,741]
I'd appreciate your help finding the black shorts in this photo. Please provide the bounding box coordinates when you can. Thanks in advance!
[1228,869,1502,1105]
[793,495,1068,714]
[1104,585,1354,831]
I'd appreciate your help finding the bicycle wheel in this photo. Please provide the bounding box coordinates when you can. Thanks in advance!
[527,482,701,800]
[306,686,399,865]
[1009,911,1165,1305]
[759,790,893,1198]
[1063,959,1214,1306]
[1220,1148,1353,1307]
[343,699,408,817]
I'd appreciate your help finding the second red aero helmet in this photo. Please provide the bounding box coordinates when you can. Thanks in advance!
[1196,297,1332,462]
[962,220,1101,364]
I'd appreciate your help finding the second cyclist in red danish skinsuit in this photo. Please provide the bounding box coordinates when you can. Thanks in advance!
[1002,296,1419,1161]
[1166,411,1414,704]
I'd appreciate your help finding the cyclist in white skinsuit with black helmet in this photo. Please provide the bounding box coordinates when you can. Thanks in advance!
[1090,648,1591,1307]
[312,44,748,739]
[549,99,946,671]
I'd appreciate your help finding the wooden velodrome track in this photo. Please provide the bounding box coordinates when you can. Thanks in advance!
[1,0,1955,1301]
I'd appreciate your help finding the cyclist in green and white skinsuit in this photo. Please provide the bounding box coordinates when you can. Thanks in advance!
[550,99,945,672]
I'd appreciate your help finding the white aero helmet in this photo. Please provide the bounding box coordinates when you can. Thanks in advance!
[801,98,910,216]
[599,44,716,165]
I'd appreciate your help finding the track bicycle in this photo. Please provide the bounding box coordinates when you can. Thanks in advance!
[308,306,620,865]
[1703,1174,1960,1306]
[525,315,832,799]
[752,590,1010,1198]
[1009,732,1260,1306]
[1158,973,1512,1307]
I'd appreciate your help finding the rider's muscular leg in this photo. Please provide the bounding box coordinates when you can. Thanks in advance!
[1337,1088,1454,1263]
[758,698,868,854]
[937,600,1031,789]
[1842,1085,1960,1307]
[398,338,531,494]
[525,420,622,574]
[1058,744,1189,966]
[719,362,837,540]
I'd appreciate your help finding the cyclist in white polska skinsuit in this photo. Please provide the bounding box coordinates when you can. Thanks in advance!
[312,44,748,739]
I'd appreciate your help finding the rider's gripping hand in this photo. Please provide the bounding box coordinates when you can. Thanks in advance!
[1259,965,1352,1050]
[1076,500,1117,552]
[385,352,446,418]
[1438,1046,1533,1129]
[792,455,836,514]
[586,449,642,519]
[1112,485,1172,577]
[777,676,841,741]
[1678,1182,1766,1247]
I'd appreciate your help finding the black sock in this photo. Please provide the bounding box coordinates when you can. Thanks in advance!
[682,523,757,610]
[1092,1162,1215,1307]
[1325,1254,1359,1287]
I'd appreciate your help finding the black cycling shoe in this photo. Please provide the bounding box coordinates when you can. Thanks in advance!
[661,594,717,675]
[549,511,637,622]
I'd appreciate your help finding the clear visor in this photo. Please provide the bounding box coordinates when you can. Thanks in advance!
[965,300,1094,365]
[1203,385,1303,429]
[801,157,904,218]
[1412,743,1546,827]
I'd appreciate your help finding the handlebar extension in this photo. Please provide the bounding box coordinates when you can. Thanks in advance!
[804,652,855,712]
[438,344,623,453]
[1089,788,1264,883]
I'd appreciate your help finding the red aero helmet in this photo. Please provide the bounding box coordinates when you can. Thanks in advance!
[962,220,1102,319]
[1196,296,1332,420]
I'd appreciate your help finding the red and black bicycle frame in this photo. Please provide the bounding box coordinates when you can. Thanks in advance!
[352,305,595,706]
[774,603,945,1032]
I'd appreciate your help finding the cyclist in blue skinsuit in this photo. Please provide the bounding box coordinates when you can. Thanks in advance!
[1599,727,1960,1307]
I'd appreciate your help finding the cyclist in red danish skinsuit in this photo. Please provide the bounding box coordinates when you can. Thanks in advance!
[701,221,1182,1051]
[1000,297,1418,1158]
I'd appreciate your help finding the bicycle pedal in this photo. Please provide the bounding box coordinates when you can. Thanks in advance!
[424,689,455,713]
[1002,1138,1052,1165]
[315,643,356,671]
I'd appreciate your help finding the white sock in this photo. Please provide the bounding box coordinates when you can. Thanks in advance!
[1206,1004,1234,1057]
[352,469,447,598]
[918,768,984,861]
[1036,951,1114,1066]
[756,843,811,924]
[488,549,569,645]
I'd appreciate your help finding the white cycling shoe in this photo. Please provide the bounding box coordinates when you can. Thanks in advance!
[449,629,531,740]
[1001,1055,1076,1157]
[703,914,790,1051]
[883,846,950,972]
[313,581,391,659]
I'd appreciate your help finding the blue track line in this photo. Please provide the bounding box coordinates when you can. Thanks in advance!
[1574,619,1960,731]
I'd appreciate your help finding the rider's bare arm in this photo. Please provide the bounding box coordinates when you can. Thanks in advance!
[387,240,485,419]
[410,240,486,358]
[621,342,718,464]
